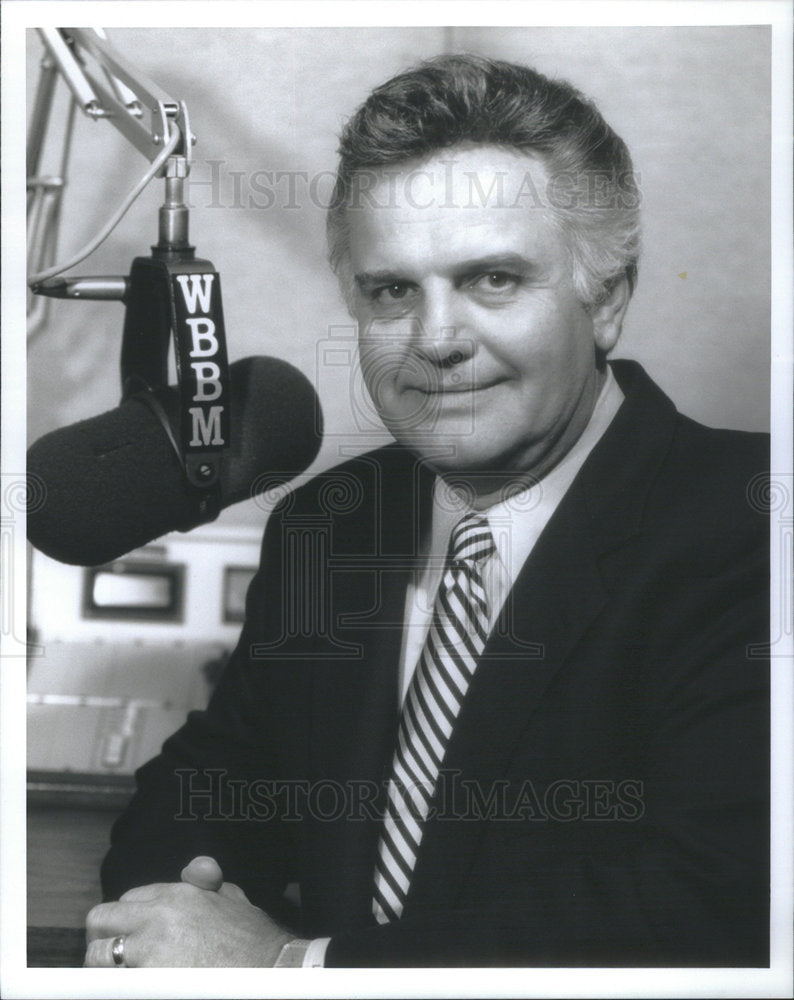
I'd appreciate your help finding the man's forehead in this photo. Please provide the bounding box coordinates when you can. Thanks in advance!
[345,144,559,272]
[347,143,552,215]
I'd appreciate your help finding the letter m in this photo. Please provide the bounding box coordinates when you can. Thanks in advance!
[189,405,224,446]
[176,274,214,313]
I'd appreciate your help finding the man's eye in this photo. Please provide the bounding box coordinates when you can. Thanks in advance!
[472,271,521,292]
[373,283,413,302]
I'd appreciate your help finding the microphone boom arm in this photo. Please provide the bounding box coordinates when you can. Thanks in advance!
[35,27,193,166]
[28,28,230,519]
[28,28,194,320]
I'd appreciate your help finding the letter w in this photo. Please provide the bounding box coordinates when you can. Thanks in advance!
[176,274,214,313]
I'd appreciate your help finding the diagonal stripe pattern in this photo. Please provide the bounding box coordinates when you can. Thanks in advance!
[373,512,495,924]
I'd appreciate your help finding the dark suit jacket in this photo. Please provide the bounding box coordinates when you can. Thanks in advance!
[102,361,769,966]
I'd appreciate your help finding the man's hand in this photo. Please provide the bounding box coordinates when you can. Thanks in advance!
[84,856,292,967]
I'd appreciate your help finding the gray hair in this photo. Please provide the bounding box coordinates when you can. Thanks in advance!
[327,54,640,309]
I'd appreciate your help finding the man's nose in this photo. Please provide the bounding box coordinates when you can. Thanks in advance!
[414,288,471,367]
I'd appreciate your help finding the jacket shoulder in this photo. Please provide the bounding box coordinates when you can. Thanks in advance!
[658,415,768,523]
[262,443,431,562]
[636,414,770,581]
[280,444,423,514]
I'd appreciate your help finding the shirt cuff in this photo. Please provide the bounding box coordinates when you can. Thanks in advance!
[273,936,330,968]
[302,936,331,968]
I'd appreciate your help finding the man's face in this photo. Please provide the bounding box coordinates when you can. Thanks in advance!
[347,144,624,489]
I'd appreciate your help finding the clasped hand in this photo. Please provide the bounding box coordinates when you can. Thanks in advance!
[84,856,292,967]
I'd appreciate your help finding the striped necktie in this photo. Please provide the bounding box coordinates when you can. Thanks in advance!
[373,512,496,924]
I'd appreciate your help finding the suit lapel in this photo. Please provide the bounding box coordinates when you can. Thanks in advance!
[405,478,611,912]
[308,447,435,771]
[305,448,434,928]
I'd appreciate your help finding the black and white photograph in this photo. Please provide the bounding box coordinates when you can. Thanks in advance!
[2,2,792,997]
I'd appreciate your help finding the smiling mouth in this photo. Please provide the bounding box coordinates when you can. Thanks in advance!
[412,380,506,395]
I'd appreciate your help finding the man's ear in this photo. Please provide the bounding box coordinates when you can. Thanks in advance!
[591,275,632,353]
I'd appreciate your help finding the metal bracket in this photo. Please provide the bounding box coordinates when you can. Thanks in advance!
[38,27,194,168]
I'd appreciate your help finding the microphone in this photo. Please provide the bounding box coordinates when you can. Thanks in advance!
[27,356,323,566]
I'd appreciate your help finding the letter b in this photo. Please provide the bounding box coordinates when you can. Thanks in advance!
[187,318,218,357]
[192,361,222,401]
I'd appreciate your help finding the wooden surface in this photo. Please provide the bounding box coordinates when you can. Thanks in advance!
[27,927,87,968]
[27,802,120,968]
[28,803,117,927]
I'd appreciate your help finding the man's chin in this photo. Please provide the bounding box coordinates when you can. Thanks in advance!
[400,438,513,478]
[394,434,491,470]
[390,432,549,498]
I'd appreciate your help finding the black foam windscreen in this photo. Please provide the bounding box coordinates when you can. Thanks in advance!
[27,356,323,565]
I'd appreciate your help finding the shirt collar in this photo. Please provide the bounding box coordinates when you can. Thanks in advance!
[427,365,625,583]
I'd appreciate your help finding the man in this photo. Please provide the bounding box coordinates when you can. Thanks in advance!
[85,55,769,968]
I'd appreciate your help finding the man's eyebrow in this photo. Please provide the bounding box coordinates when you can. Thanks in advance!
[354,255,538,289]
[452,253,539,277]
[354,270,407,290]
